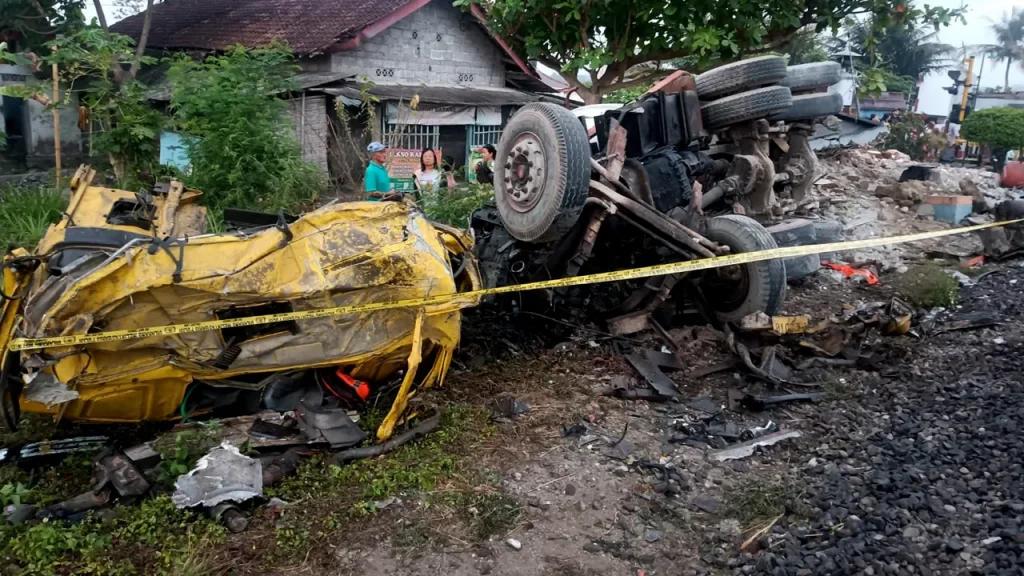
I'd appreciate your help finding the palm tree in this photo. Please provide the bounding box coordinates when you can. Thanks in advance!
[983,9,1024,92]
[830,19,955,80]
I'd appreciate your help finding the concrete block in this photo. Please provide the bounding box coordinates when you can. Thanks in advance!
[926,195,972,223]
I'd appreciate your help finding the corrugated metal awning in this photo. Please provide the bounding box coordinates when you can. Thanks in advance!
[321,83,542,106]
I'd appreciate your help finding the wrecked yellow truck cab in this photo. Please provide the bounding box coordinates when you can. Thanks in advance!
[0,166,480,440]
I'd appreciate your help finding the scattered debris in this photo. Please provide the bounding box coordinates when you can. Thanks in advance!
[822,261,879,285]
[489,395,531,420]
[506,538,522,550]
[624,350,681,398]
[296,396,366,449]
[334,412,442,464]
[691,495,722,513]
[688,395,721,415]
[728,389,824,411]
[707,430,802,462]
[0,436,109,466]
[172,443,262,508]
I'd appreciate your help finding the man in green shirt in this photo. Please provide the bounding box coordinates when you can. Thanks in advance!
[364,141,392,201]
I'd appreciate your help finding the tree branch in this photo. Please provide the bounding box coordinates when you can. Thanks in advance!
[129,0,155,77]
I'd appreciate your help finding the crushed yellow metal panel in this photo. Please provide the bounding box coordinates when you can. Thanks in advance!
[1,166,481,438]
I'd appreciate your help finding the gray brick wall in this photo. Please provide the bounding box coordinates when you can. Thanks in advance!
[330,0,505,87]
[288,95,330,172]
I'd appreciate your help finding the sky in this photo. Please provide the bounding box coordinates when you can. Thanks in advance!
[910,0,1024,116]
[88,0,1022,117]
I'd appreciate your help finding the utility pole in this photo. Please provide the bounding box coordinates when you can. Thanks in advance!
[959,56,974,123]
[51,45,60,186]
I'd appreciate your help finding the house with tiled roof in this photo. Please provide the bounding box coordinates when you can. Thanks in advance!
[111,0,553,189]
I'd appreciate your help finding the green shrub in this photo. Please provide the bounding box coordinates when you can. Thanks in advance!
[168,44,324,216]
[961,107,1024,150]
[882,113,943,161]
[0,186,65,249]
[421,182,494,228]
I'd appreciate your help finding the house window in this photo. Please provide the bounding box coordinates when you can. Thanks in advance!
[384,123,441,151]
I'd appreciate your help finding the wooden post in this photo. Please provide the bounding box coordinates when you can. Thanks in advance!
[51,46,60,186]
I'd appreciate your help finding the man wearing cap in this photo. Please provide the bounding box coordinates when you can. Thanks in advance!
[474,144,495,185]
[364,141,392,201]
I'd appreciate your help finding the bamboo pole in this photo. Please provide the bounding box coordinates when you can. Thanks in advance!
[51,46,60,186]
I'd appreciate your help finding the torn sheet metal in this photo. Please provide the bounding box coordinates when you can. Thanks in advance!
[3,167,481,441]
[21,372,78,406]
[172,442,262,508]
[707,430,802,462]
[625,351,680,397]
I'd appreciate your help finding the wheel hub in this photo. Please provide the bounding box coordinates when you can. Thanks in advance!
[503,133,546,213]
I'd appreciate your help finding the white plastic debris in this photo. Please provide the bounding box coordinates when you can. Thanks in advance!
[172,442,262,508]
[506,538,522,550]
[707,430,803,462]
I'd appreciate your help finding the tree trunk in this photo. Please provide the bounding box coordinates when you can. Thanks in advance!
[128,0,155,78]
[1005,59,1011,93]
[93,0,109,29]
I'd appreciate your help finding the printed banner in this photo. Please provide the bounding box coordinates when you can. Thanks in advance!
[387,148,442,192]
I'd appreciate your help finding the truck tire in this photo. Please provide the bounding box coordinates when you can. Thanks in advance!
[494,103,591,242]
[696,56,788,100]
[702,215,786,321]
[702,86,793,129]
[766,219,820,282]
[781,62,842,92]
[812,219,844,262]
[769,92,843,122]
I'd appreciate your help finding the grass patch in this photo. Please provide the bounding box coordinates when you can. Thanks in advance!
[0,185,65,249]
[896,263,960,308]
[0,495,224,575]
[721,480,801,530]
[262,405,509,563]
[822,371,851,401]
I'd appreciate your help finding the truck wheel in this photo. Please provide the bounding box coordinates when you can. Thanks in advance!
[812,219,844,263]
[696,56,788,100]
[781,62,842,92]
[769,92,843,122]
[702,215,786,321]
[494,103,591,242]
[766,219,821,282]
[702,86,793,129]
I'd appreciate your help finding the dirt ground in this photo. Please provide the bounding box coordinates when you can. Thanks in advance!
[3,152,1021,576]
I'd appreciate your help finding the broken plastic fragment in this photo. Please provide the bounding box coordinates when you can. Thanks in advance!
[172,442,262,508]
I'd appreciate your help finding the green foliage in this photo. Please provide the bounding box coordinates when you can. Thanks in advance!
[459,0,963,101]
[899,264,960,308]
[155,425,223,482]
[0,482,32,506]
[0,0,85,53]
[722,480,802,529]
[833,17,955,80]
[421,183,495,228]
[0,496,224,575]
[168,44,324,215]
[0,185,65,248]
[961,107,1024,150]
[981,9,1024,91]
[881,113,942,161]
[605,85,647,103]
[784,28,830,65]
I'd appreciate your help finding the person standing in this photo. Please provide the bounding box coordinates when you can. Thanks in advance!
[474,144,495,185]
[364,141,391,201]
[413,148,443,197]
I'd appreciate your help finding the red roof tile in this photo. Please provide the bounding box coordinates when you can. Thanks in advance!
[111,0,417,55]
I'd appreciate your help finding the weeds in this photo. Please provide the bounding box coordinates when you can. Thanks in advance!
[0,495,223,575]
[155,424,224,482]
[421,183,494,228]
[721,480,800,529]
[898,263,960,308]
[0,185,65,248]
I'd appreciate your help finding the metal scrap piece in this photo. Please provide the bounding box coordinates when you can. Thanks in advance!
[172,442,262,508]
[94,448,150,497]
[21,372,78,406]
[707,430,802,462]
[624,352,680,398]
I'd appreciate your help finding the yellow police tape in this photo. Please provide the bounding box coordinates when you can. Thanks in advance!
[8,218,1021,352]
